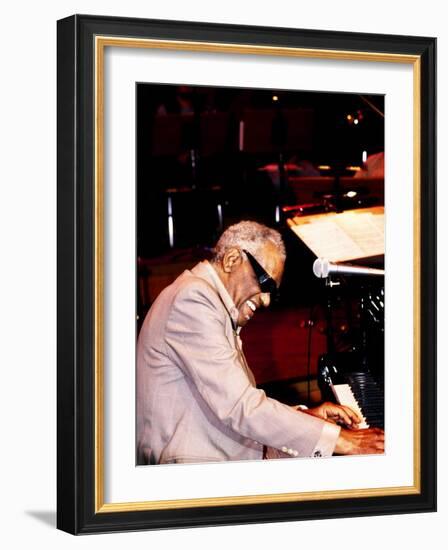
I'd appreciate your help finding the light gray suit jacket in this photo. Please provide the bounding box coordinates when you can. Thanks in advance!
[136,261,340,465]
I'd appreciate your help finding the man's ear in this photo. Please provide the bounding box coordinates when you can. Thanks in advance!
[222,248,241,273]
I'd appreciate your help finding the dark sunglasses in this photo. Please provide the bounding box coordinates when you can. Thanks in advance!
[243,249,279,298]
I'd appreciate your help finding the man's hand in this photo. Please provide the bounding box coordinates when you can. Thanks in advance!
[302,401,362,428]
[334,427,385,455]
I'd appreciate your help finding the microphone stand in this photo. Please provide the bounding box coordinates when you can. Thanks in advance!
[324,275,340,355]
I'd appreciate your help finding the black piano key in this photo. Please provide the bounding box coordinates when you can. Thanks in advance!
[320,359,385,430]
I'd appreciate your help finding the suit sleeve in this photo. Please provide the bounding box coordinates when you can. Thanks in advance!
[164,281,340,457]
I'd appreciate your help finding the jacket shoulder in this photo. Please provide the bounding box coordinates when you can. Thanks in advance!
[172,271,221,306]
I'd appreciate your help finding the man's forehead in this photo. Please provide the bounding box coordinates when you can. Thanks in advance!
[260,241,283,262]
[259,242,284,279]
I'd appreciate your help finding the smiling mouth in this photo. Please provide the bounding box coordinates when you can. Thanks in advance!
[244,299,257,320]
[246,299,257,312]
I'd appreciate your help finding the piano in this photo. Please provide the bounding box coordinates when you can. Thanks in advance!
[318,282,385,430]
[285,201,385,429]
[318,351,384,430]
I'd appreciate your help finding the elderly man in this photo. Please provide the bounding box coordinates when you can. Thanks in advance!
[136,221,384,465]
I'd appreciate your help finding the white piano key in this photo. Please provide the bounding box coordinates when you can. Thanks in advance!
[331,383,369,429]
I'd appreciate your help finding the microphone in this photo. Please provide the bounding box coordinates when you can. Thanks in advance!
[313,257,385,278]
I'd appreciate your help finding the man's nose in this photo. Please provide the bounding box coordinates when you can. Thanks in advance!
[260,293,271,308]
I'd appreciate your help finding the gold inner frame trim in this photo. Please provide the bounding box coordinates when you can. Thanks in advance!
[94,35,421,513]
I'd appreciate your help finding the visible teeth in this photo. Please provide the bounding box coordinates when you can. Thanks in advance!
[246,300,256,311]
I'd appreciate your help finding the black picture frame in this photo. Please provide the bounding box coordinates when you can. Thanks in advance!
[57,14,436,535]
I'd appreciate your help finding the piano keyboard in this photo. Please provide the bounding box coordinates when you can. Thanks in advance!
[331,371,384,430]
[331,383,369,429]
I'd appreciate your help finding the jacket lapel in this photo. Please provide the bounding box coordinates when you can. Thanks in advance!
[190,261,256,387]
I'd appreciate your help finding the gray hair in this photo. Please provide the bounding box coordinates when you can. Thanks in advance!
[212,220,286,264]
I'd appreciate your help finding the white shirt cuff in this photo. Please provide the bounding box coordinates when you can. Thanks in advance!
[311,421,341,457]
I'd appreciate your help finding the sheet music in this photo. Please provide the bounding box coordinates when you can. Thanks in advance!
[289,207,384,262]
[335,211,384,257]
[291,221,365,262]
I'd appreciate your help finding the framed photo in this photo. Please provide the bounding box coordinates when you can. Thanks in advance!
[57,14,436,534]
